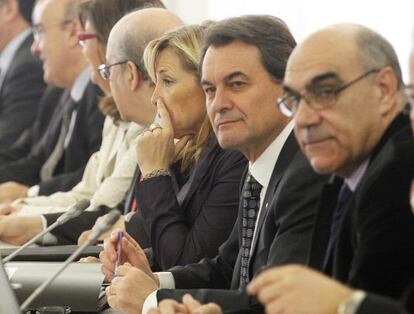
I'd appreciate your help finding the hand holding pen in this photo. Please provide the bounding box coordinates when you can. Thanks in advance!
[99,230,158,284]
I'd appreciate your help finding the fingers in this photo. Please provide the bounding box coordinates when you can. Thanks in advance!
[255,282,283,305]
[78,256,100,263]
[157,299,187,314]
[194,303,223,314]
[182,294,201,311]
[247,266,293,295]
[114,263,132,277]
[77,230,91,245]
[100,250,115,281]
[156,99,173,132]
[103,231,119,261]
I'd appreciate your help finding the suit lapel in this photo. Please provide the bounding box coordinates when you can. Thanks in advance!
[249,132,299,265]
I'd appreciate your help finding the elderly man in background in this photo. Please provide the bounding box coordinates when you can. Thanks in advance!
[0,0,104,205]
[0,0,45,155]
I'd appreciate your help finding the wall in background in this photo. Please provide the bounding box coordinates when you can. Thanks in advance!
[163,0,414,81]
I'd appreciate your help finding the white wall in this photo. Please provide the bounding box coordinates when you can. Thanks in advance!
[164,0,414,81]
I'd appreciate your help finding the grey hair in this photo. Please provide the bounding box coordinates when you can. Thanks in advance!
[356,28,403,89]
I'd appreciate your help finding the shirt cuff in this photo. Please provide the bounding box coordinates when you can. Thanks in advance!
[141,272,175,314]
[142,290,158,314]
[37,215,58,245]
[157,272,175,289]
[27,185,40,197]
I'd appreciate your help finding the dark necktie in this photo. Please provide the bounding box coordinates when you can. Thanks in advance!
[323,183,352,269]
[40,92,75,181]
[239,173,262,287]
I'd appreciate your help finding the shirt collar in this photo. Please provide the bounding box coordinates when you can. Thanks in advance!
[344,158,369,192]
[0,28,31,81]
[70,67,91,102]
[249,120,294,190]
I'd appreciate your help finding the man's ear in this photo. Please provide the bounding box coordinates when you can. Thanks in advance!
[374,66,399,115]
[126,61,141,91]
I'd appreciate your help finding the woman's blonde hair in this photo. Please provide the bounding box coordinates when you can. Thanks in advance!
[143,22,215,172]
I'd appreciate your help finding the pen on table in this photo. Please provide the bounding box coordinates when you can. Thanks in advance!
[113,230,124,279]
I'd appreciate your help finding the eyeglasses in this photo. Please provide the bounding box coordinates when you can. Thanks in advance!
[98,61,128,80]
[277,68,381,117]
[78,33,97,47]
[32,20,73,41]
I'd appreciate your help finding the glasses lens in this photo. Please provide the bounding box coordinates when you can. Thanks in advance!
[309,87,337,110]
[98,65,108,80]
[278,97,294,117]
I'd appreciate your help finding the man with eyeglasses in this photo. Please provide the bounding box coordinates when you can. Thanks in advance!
[0,0,104,207]
[0,0,45,163]
[246,24,414,314]
[97,15,330,314]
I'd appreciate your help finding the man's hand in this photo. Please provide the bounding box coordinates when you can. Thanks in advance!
[100,230,157,284]
[0,215,43,245]
[106,263,158,314]
[247,265,353,314]
[77,215,125,245]
[149,294,223,314]
[0,182,29,203]
[0,202,21,215]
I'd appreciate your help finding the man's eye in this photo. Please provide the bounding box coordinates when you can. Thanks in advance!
[204,86,216,96]
[314,86,335,99]
[229,81,245,89]
[163,78,173,86]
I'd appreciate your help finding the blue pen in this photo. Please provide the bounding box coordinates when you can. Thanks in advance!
[113,230,124,279]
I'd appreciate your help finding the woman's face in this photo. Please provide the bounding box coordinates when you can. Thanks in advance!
[80,20,110,94]
[152,48,206,139]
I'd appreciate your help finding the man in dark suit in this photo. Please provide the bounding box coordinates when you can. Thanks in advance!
[0,85,64,165]
[98,15,328,314]
[0,0,104,204]
[247,24,414,314]
[0,0,45,152]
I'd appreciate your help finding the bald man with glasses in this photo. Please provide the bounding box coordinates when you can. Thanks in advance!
[247,24,414,314]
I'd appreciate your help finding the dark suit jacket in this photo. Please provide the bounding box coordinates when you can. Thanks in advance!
[357,293,412,314]
[0,80,104,195]
[131,137,247,270]
[308,114,414,300]
[43,138,246,256]
[0,34,45,150]
[0,85,64,165]
[157,133,329,312]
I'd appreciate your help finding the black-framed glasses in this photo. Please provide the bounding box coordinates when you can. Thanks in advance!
[98,61,128,80]
[277,68,381,117]
[32,19,73,41]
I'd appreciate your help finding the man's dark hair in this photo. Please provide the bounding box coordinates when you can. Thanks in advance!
[200,15,296,81]
[18,0,35,24]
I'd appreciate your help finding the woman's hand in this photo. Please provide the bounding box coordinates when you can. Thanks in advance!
[136,100,191,176]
